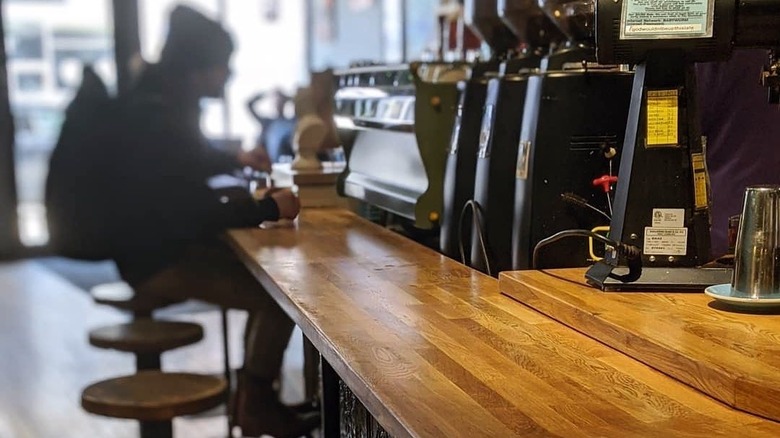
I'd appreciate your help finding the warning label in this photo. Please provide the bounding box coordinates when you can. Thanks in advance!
[652,209,685,228]
[691,153,708,209]
[646,89,679,147]
[621,0,713,40]
[644,227,688,256]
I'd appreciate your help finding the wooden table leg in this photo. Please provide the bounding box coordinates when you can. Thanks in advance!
[321,358,340,438]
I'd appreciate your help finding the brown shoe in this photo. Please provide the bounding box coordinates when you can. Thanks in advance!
[232,370,320,438]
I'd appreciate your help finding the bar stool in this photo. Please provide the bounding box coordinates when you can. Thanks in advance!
[90,281,183,319]
[82,371,227,438]
[89,282,231,375]
[88,282,202,370]
[88,319,203,370]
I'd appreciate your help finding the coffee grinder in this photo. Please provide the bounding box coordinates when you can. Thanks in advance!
[510,0,634,270]
[585,0,780,290]
[440,0,516,260]
[469,0,562,276]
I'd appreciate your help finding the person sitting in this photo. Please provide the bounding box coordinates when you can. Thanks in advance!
[47,5,318,437]
[246,88,296,163]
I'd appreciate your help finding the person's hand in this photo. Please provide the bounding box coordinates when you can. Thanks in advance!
[238,146,272,172]
[269,188,301,219]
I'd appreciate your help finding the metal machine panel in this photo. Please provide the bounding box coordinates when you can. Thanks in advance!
[335,63,465,229]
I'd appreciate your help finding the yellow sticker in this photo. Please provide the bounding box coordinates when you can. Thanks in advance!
[646,89,679,147]
[691,153,708,209]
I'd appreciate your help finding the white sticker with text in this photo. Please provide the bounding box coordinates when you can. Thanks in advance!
[652,208,685,228]
[644,227,688,256]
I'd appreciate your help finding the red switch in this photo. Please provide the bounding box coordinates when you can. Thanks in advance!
[592,175,618,193]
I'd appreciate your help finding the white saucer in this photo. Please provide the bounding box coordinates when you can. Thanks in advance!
[704,283,780,308]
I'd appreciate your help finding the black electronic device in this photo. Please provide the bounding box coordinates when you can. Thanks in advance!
[468,0,561,276]
[585,0,780,291]
[440,0,511,260]
[510,0,635,270]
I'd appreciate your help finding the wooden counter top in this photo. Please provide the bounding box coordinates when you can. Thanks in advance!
[500,268,780,423]
[227,210,780,437]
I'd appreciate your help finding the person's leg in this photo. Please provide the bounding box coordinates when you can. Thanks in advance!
[243,305,295,380]
[129,241,318,436]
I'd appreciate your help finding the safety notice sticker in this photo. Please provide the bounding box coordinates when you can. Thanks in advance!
[652,209,685,228]
[621,0,714,40]
[644,227,688,256]
[646,89,679,147]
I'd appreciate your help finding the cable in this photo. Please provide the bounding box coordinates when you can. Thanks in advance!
[560,193,611,222]
[532,229,642,283]
[458,200,493,277]
[607,158,615,216]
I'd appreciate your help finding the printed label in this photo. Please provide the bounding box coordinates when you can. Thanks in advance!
[516,141,531,180]
[646,89,679,147]
[644,227,688,256]
[621,0,714,40]
[691,152,708,209]
[652,209,685,228]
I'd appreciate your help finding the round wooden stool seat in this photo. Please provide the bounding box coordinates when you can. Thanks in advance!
[89,320,203,353]
[91,282,183,313]
[81,371,227,421]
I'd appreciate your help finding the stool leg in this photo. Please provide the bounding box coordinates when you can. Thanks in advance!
[136,353,162,371]
[221,308,231,388]
[221,308,233,438]
[140,420,173,438]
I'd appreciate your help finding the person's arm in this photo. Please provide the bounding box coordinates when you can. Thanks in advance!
[127,121,280,238]
[201,141,243,175]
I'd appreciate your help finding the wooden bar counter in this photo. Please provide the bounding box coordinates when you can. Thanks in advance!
[226,209,780,437]
[500,269,780,423]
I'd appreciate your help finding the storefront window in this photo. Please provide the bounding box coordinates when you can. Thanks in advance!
[4,0,115,246]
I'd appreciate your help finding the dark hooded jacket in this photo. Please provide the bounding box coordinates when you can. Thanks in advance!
[48,5,280,284]
[102,64,279,284]
[47,64,280,284]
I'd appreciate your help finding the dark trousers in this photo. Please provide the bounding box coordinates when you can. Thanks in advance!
[134,241,294,379]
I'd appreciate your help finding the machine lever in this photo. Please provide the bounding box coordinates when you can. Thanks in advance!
[592,175,618,193]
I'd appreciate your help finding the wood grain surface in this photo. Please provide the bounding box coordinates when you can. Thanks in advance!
[227,209,780,437]
[500,268,780,423]
[81,371,227,421]
[88,320,203,353]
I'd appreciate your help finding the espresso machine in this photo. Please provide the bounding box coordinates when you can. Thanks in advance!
[469,0,562,276]
[334,62,467,233]
[440,0,516,260]
[584,0,780,290]
[509,0,634,270]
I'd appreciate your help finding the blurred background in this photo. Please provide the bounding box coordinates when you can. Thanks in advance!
[0,0,443,254]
